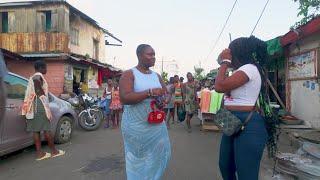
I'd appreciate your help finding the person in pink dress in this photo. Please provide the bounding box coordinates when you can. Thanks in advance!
[109,82,122,128]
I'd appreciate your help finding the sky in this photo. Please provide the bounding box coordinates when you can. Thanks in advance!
[2,0,300,78]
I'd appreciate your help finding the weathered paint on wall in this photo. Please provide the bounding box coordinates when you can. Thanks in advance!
[286,33,320,128]
[69,15,106,62]
[290,80,320,127]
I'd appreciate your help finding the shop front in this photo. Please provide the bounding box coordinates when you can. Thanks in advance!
[280,17,320,128]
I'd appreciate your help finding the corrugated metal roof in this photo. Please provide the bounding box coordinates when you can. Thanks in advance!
[21,53,67,58]
[1,48,25,60]
[0,2,33,7]
[68,55,122,72]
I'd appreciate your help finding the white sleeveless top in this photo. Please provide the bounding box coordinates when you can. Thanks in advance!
[105,87,112,99]
[131,67,161,92]
[224,64,261,106]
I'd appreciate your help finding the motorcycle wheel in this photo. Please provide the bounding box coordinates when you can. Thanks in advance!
[79,109,103,131]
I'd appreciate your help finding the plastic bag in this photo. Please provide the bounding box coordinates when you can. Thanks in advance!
[177,106,186,122]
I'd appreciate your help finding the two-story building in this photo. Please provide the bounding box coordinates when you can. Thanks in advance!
[0,0,122,96]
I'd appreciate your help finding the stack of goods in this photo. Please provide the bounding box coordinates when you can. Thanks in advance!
[276,142,320,179]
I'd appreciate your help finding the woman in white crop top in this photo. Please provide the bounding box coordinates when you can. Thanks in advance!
[215,36,268,180]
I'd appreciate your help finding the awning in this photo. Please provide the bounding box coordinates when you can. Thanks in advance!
[266,37,285,70]
[267,37,283,56]
[68,55,122,73]
[280,16,320,46]
[21,53,67,58]
[1,48,25,61]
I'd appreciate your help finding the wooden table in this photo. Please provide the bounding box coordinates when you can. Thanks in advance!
[198,110,220,132]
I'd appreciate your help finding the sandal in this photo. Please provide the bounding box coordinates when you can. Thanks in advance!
[36,152,51,161]
[51,150,65,158]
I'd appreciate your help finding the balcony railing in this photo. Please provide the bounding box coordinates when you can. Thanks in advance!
[0,32,69,54]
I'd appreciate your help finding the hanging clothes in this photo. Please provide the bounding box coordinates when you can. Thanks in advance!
[209,90,223,114]
[200,89,211,113]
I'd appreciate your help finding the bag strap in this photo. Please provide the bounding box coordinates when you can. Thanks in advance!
[242,101,258,127]
[150,100,156,111]
[243,111,254,126]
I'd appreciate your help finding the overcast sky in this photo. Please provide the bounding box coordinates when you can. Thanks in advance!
[2,0,300,78]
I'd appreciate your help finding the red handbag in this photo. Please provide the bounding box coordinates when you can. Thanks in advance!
[148,100,166,124]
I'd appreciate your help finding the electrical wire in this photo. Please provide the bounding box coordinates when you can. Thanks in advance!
[204,0,238,61]
[250,0,270,35]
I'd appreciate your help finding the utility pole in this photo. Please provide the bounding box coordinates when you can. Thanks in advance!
[161,56,164,74]
[159,58,177,77]
[112,56,116,66]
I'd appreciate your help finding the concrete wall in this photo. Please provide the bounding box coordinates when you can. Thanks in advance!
[286,33,320,128]
[69,14,106,63]
[5,59,65,96]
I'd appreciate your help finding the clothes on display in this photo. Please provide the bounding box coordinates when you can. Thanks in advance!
[209,90,224,114]
[200,89,211,113]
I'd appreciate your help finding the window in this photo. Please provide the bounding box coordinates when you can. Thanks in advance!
[93,39,99,60]
[70,27,79,45]
[37,11,51,32]
[45,11,51,32]
[4,74,28,100]
[1,12,8,33]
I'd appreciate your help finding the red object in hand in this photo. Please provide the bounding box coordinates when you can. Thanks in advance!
[147,100,166,124]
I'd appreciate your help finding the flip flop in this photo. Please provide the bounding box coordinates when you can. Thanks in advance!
[36,152,51,161]
[51,150,65,158]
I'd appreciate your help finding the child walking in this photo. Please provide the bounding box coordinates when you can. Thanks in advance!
[109,82,122,128]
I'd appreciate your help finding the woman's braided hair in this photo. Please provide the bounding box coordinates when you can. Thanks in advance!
[229,36,278,158]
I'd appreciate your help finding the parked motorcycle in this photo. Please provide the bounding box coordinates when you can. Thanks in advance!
[62,92,104,131]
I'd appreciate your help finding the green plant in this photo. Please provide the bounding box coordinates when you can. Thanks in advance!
[206,69,219,79]
[161,71,169,83]
[193,66,205,81]
[292,0,320,28]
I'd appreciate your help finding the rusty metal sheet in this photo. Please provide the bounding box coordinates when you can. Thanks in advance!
[0,32,69,53]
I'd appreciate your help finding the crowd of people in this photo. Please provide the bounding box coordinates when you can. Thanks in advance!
[0,35,272,180]
[119,36,272,180]
[102,73,205,133]
[101,69,203,133]
[163,73,200,132]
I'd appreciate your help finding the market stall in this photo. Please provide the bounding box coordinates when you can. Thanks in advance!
[198,89,223,131]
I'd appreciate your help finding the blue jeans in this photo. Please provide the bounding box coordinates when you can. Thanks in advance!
[219,111,267,180]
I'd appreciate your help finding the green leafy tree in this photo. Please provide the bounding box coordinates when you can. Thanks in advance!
[161,71,169,83]
[292,0,320,28]
[193,66,205,81]
[206,69,219,79]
